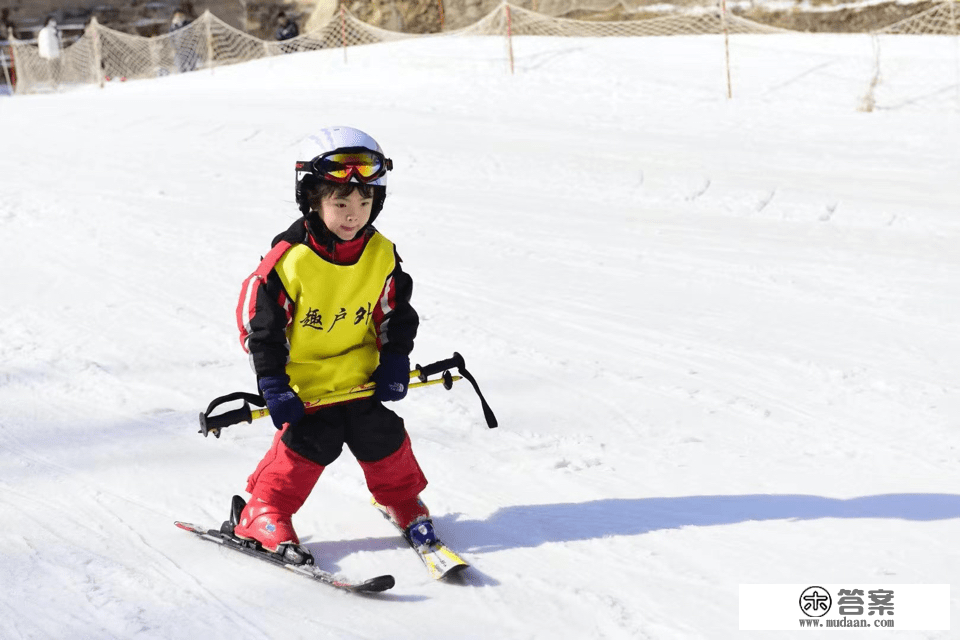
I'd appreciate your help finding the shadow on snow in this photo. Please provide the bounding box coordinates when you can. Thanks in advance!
[302,493,958,587]
[437,493,960,553]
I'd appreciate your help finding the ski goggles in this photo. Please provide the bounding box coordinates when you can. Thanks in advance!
[297,148,393,184]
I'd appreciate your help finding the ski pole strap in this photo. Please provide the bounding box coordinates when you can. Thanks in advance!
[199,391,265,438]
[457,364,498,429]
[415,352,498,429]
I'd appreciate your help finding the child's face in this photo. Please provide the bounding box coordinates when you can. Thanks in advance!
[319,189,373,241]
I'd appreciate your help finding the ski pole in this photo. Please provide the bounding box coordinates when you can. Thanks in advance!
[304,374,458,409]
[198,352,497,437]
[199,375,458,439]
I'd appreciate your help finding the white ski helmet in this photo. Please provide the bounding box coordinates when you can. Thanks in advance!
[294,126,392,220]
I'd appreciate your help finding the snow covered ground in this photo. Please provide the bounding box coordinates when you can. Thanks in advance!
[1,33,958,639]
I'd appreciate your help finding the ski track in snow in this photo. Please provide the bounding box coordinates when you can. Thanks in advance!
[1,33,959,639]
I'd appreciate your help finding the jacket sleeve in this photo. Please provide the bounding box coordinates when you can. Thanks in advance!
[236,242,295,378]
[373,249,419,357]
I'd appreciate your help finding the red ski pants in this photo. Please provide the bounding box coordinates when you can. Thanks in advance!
[245,398,427,513]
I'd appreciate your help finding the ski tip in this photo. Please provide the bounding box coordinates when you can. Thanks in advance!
[174,521,198,531]
[355,574,395,593]
[438,563,470,581]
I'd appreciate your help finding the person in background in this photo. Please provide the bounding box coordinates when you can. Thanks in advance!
[169,8,196,73]
[170,8,191,32]
[36,15,61,88]
[1,8,15,39]
[2,9,16,89]
[275,11,298,41]
[37,16,61,60]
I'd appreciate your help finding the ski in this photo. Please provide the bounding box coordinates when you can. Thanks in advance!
[174,521,395,593]
[372,498,470,580]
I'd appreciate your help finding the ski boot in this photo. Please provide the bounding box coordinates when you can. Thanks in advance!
[405,518,438,549]
[227,495,313,565]
[374,496,437,548]
[373,496,469,579]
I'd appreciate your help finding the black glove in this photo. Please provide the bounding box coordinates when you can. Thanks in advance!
[371,352,410,402]
[258,375,305,430]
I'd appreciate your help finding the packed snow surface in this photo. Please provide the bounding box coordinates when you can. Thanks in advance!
[1,33,958,639]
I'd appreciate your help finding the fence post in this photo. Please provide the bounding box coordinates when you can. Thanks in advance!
[149,34,159,77]
[505,3,515,75]
[205,11,215,71]
[89,17,104,88]
[858,33,881,113]
[719,0,732,99]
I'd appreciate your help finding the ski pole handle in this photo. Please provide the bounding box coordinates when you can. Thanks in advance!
[413,353,465,382]
[198,391,264,439]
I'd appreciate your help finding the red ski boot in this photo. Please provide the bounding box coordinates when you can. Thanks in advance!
[233,497,299,552]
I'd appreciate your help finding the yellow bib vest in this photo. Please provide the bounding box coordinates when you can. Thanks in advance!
[273,233,396,401]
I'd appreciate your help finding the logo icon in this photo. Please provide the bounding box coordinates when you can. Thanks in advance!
[800,586,832,617]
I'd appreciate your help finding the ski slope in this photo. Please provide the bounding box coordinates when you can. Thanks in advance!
[1,33,958,639]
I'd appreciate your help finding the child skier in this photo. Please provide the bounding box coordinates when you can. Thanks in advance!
[232,126,436,559]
